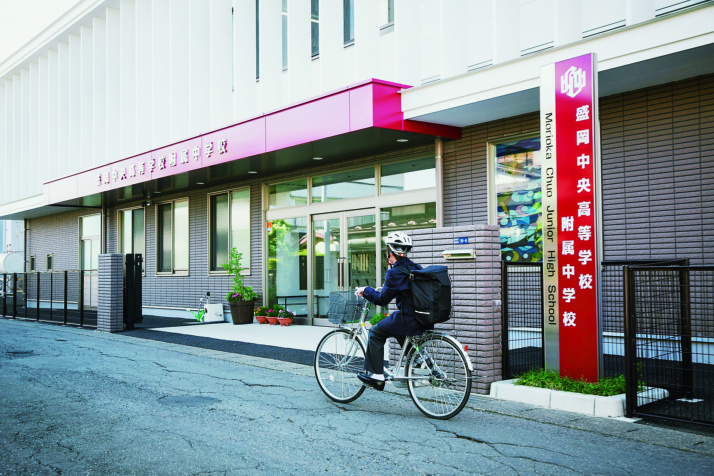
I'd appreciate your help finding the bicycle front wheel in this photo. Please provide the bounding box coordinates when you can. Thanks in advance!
[406,335,472,419]
[314,329,367,403]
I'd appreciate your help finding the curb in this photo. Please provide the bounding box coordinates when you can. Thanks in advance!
[489,380,626,418]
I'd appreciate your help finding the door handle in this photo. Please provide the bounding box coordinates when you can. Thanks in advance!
[337,257,347,290]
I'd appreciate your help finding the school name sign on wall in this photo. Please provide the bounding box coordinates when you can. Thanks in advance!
[540,53,600,382]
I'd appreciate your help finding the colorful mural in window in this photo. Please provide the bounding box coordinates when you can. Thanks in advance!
[495,136,542,262]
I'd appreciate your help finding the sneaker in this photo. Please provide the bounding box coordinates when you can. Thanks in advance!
[357,371,385,391]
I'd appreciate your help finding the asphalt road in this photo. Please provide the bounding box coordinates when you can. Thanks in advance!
[1,318,714,475]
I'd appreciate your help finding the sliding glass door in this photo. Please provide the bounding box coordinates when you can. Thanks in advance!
[312,210,377,325]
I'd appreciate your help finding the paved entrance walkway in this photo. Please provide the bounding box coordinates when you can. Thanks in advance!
[128,316,390,366]
[154,321,336,351]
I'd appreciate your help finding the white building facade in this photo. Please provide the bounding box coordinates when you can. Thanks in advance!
[1,0,713,326]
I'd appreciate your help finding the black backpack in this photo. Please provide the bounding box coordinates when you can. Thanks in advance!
[404,265,452,326]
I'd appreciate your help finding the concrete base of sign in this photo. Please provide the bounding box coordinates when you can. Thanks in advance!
[490,380,672,418]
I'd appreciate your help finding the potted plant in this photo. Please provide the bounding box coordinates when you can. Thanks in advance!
[222,248,258,325]
[277,308,296,326]
[254,306,269,324]
[266,305,283,325]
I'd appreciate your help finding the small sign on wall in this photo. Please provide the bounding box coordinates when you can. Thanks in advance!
[454,237,469,245]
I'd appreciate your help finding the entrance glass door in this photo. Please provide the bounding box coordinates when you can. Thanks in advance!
[312,210,377,325]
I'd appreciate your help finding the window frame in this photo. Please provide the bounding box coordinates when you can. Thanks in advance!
[282,0,288,71]
[155,198,190,276]
[265,155,438,220]
[311,0,319,58]
[343,0,354,46]
[46,254,53,272]
[380,0,394,29]
[488,131,543,263]
[117,206,146,275]
[29,255,35,272]
[207,187,252,276]
[78,213,102,272]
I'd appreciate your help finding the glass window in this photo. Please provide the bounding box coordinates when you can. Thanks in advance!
[282,0,288,70]
[343,0,354,45]
[46,255,53,272]
[80,214,101,271]
[210,189,251,272]
[267,217,308,316]
[256,0,260,79]
[311,0,319,57]
[380,202,436,271]
[119,208,145,270]
[311,168,375,203]
[29,256,35,272]
[380,0,394,26]
[157,199,189,274]
[380,157,436,195]
[80,214,101,239]
[268,179,308,209]
[494,136,542,262]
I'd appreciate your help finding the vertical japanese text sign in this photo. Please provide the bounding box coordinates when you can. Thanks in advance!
[541,53,600,381]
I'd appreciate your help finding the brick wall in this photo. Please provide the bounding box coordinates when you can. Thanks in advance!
[97,254,123,332]
[390,225,502,395]
[599,74,714,264]
[442,114,539,227]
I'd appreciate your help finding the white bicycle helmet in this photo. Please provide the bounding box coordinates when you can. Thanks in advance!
[385,231,413,257]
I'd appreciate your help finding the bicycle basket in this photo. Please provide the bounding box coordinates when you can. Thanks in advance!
[328,291,364,324]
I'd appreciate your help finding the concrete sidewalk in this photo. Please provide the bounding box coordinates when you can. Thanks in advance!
[153,321,336,352]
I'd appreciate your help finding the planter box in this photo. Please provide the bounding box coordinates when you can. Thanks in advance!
[489,380,671,418]
[490,380,626,418]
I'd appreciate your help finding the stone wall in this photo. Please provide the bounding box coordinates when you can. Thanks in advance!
[387,224,502,395]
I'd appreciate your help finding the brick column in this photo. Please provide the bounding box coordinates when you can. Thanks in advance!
[97,254,124,333]
[387,225,502,394]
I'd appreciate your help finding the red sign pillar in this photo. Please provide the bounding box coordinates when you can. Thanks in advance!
[541,53,600,382]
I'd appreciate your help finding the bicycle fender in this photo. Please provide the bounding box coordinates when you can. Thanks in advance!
[439,334,474,372]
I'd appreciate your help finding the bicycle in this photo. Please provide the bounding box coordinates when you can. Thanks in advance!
[314,289,473,420]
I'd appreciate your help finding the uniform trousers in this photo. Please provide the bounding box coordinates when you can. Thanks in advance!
[363,325,409,375]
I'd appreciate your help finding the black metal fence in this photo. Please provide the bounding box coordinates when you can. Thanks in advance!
[600,260,688,379]
[625,265,714,426]
[501,259,688,380]
[501,262,543,379]
[1,271,98,328]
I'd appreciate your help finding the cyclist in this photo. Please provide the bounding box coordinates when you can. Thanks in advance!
[355,231,432,391]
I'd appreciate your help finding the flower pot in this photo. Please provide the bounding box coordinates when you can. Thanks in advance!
[255,315,269,324]
[229,299,255,325]
[277,317,293,327]
[266,316,279,325]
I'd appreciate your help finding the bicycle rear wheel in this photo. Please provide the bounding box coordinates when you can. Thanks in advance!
[406,334,472,419]
[314,329,367,403]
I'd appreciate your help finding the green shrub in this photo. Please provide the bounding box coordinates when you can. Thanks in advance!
[514,368,627,397]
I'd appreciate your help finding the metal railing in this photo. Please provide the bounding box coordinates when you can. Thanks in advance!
[1,270,98,328]
[600,260,688,378]
[500,259,687,380]
[624,265,714,427]
[501,262,544,379]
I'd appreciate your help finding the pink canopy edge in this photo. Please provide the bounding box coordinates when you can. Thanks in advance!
[44,79,461,204]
